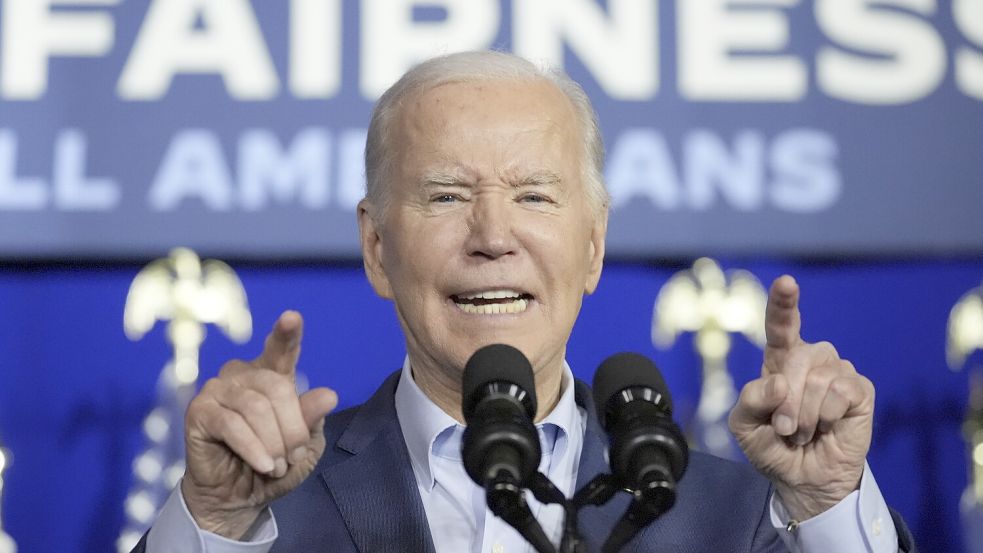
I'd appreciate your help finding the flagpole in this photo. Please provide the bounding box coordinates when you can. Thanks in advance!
[950,281,983,552]
[117,248,251,552]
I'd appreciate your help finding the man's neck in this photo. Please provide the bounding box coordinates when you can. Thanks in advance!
[409,357,565,424]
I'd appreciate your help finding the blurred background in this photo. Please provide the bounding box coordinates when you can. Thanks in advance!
[1,1,982,551]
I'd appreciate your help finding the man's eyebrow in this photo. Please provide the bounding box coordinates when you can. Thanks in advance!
[419,171,470,187]
[418,170,563,187]
[514,171,562,187]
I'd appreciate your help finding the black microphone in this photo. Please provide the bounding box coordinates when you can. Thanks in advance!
[592,352,688,553]
[462,344,555,553]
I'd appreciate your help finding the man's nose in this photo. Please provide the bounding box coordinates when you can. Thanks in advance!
[466,195,516,259]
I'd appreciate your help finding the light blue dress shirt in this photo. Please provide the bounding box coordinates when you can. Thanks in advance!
[146,358,900,553]
[394,358,585,553]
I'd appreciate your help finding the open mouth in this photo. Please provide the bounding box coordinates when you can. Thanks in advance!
[450,289,534,315]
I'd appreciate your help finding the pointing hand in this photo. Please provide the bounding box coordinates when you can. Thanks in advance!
[182,311,338,538]
[729,276,873,520]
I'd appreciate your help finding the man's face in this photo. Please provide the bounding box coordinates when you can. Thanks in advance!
[359,78,606,389]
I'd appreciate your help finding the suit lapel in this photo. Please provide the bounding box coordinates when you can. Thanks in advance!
[320,372,436,553]
[573,381,628,548]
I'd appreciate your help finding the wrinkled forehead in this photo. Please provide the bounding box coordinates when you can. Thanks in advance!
[390,79,584,176]
[408,77,576,122]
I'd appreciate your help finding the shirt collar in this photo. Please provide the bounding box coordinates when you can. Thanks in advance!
[394,356,459,491]
[394,355,580,490]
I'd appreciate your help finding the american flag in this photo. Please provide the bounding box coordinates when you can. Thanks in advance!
[116,362,196,552]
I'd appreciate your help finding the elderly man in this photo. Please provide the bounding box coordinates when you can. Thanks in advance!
[137,51,916,552]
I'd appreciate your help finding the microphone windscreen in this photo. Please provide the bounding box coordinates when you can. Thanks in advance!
[592,352,672,424]
[463,344,537,418]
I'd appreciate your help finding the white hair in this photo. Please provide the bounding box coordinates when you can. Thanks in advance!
[363,50,609,216]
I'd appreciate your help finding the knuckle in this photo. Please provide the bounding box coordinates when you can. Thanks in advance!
[817,405,836,422]
[788,344,814,366]
[765,318,783,333]
[212,411,239,438]
[219,359,249,377]
[859,375,875,398]
[185,397,210,425]
[814,340,838,358]
[239,389,272,418]
[196,403,229,437]
[804,370,829,393]
[265,374,296,401]
[248,372,296,408]
[199,377,224,396]
[737,381,757,404]
[829,376,857,398]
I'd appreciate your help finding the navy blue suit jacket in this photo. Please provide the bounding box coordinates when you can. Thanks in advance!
[137,370,918,552]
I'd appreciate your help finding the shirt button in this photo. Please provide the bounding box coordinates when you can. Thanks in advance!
[492,544,505,553]
[872,517,882,536]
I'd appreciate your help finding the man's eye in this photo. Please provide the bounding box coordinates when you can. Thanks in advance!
[520,193,550,203]
[432,194,458,203]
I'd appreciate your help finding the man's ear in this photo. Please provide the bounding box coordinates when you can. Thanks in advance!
[357,199,394,299]
[584,209,608,295]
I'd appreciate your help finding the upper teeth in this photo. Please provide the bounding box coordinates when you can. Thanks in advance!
[457,290,523,300]
[456,299,528,315]
[453,289,530,314]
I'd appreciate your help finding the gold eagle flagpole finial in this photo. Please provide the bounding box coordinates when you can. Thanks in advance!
[123,247,252,383]
[652,257,767,459]
[117,247,252,551]
[948,282,983,373]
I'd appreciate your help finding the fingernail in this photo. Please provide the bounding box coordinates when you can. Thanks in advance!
[795,432,810,446]
[259,456,275,474]
[775,415,795,435]
[274,457,287,478]
[289,446,306,464]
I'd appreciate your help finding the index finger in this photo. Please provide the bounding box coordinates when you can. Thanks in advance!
[254,310,304,376]
[765,275,802,351]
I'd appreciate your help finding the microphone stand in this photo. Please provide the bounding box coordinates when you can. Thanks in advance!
[572,473,622,509]
[527,473,586,553]
[490,470,586,553]
[486,470,557,553]
[496,471,673,553]
[570,473,675,553]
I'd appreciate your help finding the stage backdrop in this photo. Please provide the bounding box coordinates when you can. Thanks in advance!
[1,0,982,258]
[0,260,981,552]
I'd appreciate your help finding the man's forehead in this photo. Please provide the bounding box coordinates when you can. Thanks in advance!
[403,78,575,124]
[395,83,574,148]
[386,77,584,188]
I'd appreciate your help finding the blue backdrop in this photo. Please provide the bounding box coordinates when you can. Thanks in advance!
[2,1,982,551]
[0,259,980,552]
